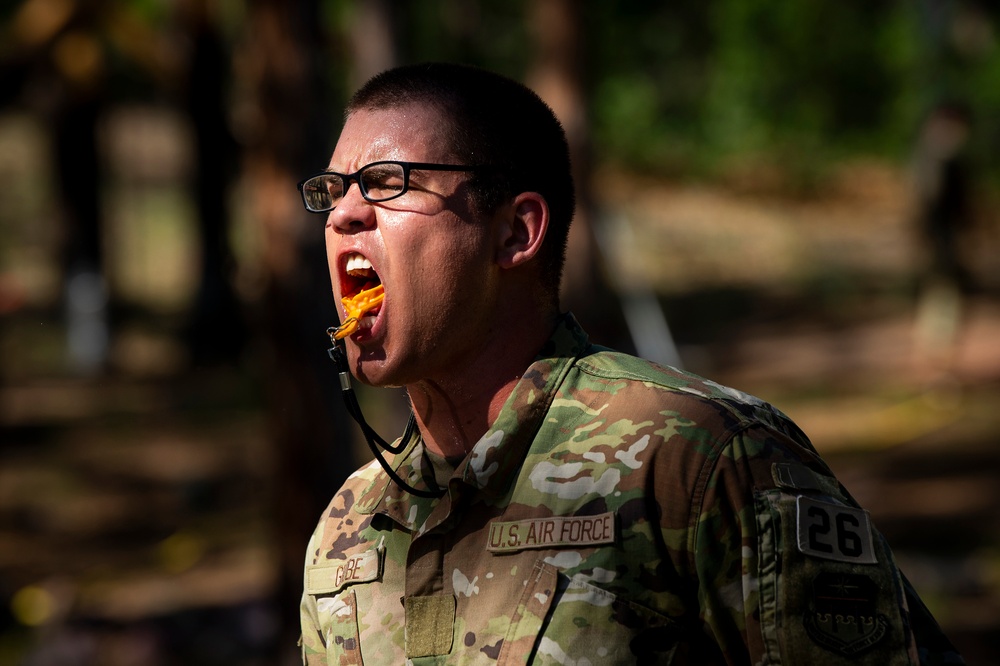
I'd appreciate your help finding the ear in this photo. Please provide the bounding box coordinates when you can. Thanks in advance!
[495,192,549,269]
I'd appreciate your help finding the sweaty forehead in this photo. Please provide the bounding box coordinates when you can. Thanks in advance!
[329,105,455,171]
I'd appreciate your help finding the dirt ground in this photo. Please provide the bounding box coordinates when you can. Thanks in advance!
[2,162,999,664]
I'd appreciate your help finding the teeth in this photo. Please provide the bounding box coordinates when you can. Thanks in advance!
[346,253,372,275]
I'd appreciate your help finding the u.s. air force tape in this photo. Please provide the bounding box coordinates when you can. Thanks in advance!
[796,496,877,564]
[487,512,616,553]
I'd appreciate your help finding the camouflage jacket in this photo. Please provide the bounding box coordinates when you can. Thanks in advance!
[300,314,962,665]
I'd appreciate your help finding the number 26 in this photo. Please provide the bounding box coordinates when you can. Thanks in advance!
[807,505,862,557]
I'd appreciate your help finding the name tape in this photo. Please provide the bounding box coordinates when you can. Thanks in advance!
[487,512,616,553]
[306,548,382,595]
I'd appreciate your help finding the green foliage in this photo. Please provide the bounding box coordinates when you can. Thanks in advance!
[585,2,915,180]
[580,1,1000,184]
[348,0,1000,186]
[396,0,530,77]
[7,0,998,186]
[585,1,713,175]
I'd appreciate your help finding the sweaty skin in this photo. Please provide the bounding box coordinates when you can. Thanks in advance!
[332,284,385,339]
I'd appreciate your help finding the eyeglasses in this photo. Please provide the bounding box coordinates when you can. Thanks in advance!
[297,160,486,213]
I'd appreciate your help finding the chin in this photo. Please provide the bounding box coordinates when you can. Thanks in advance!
[350,348,401,388]
[354,372,402,389]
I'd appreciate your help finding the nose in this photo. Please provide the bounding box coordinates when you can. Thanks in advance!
[326,181,375,234]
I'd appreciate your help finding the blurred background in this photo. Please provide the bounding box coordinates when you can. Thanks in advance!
[1,0,999,664]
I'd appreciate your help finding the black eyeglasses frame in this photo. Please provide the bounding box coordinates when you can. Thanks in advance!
[296,160,488,213]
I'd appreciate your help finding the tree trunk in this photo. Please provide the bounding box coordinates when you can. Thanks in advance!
[526,0,632,352]
[239,1,353,656]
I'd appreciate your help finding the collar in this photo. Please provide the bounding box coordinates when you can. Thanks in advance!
[353,313,591,531]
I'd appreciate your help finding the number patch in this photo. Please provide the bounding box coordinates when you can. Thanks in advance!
[796,496,877,564]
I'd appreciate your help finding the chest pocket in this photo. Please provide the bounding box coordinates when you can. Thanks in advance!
[497,558,681,665]
[306,548,383,665]
[316,590,362,664]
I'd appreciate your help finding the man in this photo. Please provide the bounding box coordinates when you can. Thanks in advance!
[298,63,962,665]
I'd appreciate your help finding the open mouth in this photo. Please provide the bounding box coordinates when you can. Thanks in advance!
[343,252,382,300]
[333,252,384,339]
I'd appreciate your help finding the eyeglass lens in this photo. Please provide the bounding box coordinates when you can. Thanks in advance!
[301,163,408,212]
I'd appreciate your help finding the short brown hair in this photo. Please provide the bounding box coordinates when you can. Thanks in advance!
[347,62,575,289]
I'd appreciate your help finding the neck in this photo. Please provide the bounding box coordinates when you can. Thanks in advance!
[406,307,558,460]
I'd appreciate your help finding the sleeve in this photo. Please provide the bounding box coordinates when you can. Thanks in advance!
[691,423,964,665]
[299,523,328,665]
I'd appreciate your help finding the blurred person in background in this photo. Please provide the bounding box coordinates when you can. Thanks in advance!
[297,63,962,665]
[911,101,976,380]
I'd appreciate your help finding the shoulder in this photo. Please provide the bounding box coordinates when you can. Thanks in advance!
[328,458,386,515]
[304,459,385,566]
[538,347,836,521]
[575,347,779,410]
[566,347,808,446]
[525,347,823,521]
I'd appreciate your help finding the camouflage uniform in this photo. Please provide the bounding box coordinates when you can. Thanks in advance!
[300,314,962,664]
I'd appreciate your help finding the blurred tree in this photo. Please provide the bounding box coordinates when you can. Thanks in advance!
[526,0,633,352]
[2,0,112,374]
[346,0,396,87]
[0,0,172,373]
[236,0,353,655]
[176,0,244,366]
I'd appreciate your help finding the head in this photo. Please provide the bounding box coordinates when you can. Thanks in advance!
[922,101,972,158]
[317,64,574,389]
[347,62,575,292]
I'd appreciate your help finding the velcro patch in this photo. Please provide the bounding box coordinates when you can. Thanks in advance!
[796,497,877,564]
[487,512,615,553]
[305,548,382,595]
[772,463,839,495]
[405,594,456,658]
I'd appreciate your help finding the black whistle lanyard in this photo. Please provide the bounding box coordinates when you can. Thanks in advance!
[327,331,445,499]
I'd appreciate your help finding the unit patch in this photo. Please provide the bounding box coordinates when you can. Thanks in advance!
[487,512,616,552]
[796,496,877,564]
[803,572,888,656]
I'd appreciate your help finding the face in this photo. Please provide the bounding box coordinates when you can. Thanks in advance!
[325,104,505,388]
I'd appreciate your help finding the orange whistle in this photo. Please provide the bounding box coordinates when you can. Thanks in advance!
[332,284,385,339]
